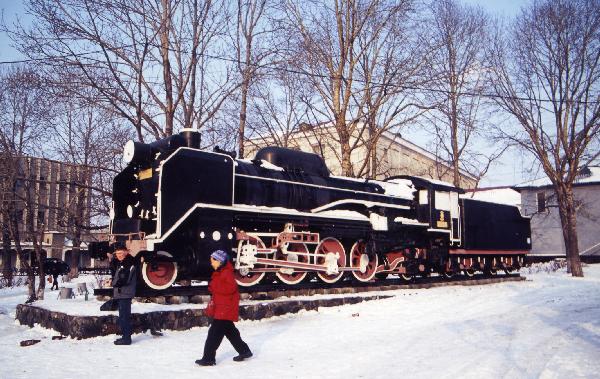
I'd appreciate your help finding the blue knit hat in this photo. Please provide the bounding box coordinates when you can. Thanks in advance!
[210,250,228,263]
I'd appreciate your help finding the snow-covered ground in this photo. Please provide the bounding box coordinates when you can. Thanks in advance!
[2,265,600,379]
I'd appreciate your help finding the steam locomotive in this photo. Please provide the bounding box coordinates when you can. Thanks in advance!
[90,129,531,290]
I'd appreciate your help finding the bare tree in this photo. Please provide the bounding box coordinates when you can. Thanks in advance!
[7,0,238,141]
[284,0,414,177]
[354,2,426,179]
[234,0,278,158]
[0,66,53,300]
[50,94,128,278]
[243,68,312,152]
[489,0,600,277]
[420,0,503,188]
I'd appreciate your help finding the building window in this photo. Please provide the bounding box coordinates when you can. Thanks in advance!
[37,210,45,224]
[536,192,546,213]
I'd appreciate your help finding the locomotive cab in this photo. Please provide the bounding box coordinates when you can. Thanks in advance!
[389,176,463,246]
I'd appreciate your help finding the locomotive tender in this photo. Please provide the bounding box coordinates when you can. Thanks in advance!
[90,129,531,290]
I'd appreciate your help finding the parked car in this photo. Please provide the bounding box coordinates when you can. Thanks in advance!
[39,258,70,276]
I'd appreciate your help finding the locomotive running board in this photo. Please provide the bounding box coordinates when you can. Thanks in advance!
[449,249,528,255]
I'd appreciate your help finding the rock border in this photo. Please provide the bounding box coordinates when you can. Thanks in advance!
[15,294,391,339]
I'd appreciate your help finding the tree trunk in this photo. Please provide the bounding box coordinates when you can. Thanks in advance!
[239,84,248,158]
[34,244,46,300]
[556,186,584,277]
[69,235,82,280]
[338,118,353,177]
[161,0,174,137]
[2,219,12,285]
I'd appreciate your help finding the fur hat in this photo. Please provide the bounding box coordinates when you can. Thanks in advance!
[210,250,228,263]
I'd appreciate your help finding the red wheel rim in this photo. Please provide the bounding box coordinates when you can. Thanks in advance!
[315,237,345,283]
[234,236,266,286]
[142,251,178,290]
[350,240,378,282]
[276,243,309,285]
[145,262,176,287]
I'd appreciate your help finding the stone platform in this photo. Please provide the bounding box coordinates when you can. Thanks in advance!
[15,275,525,339]
[16,294,391,339]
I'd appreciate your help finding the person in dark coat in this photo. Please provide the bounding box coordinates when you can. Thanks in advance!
[196,250,252,366]
[111,242,137,346]
[51,270,59,291]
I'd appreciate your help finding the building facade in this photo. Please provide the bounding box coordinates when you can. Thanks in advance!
[245,123,477,188]
[515,166,600,257]
[1,156,95,270]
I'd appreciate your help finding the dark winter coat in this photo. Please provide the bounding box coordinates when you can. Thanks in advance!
[208,262,240,321]
[112,255,137,299]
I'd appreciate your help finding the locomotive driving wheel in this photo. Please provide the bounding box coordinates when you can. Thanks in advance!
[350,240,378,282]
[234,236,266,287]
[315,237,346,284]
[141,251,178,290]
[275,243,309,285]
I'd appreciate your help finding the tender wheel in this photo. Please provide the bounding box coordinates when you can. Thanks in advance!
[399,273,413,281]
[350,240,378,282]
[275,243,309,285]
[315,237,346,283]
[442,271,454,279]
[141,251,178,290]
[234,236,266,287]
[464,269,475,277]
[485,269,498,276]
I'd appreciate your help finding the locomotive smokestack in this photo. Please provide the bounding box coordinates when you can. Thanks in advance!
[180,128,201,149]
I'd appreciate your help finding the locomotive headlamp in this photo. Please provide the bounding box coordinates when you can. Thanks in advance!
[123,140,152,164]
[123,140,136,164]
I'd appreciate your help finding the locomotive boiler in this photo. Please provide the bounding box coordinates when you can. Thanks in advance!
[90,129,531,290]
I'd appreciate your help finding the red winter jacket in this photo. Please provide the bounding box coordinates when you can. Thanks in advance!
[208,262,240,321]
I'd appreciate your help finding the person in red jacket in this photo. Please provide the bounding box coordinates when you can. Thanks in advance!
[196,250,253,366]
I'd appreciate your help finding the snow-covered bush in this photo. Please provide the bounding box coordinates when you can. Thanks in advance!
[524,259,568,274]
[0,275,27,289]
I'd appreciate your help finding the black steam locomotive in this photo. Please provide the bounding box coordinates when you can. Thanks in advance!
[90,129,531,290]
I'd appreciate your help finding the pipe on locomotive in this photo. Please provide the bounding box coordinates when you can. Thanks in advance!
[123,128,201,164]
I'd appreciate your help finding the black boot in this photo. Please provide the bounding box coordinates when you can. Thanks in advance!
[114,337,132,345]
[233,351,253,362]
[195,358,216,366]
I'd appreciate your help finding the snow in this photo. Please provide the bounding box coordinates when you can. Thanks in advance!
[412,175,456,188]
[330,176,416,200]
[375,178,416,199]
[462,188,522,207]
[234,158,284,171]
[312,210,370,221]
[393,216,429,226]
[258,159,284,171]
[2,265,600,378]
[516,166,600,188]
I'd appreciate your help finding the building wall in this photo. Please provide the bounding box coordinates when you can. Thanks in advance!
[520,184,600,256]
[1,156,93,262]
[245,126,476,188]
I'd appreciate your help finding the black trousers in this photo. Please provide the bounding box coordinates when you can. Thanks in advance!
[202,319,250,361]
[118,298,132,340]
[51,275,59,290]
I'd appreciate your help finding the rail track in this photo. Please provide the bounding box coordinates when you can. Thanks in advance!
[94,272,524,298]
